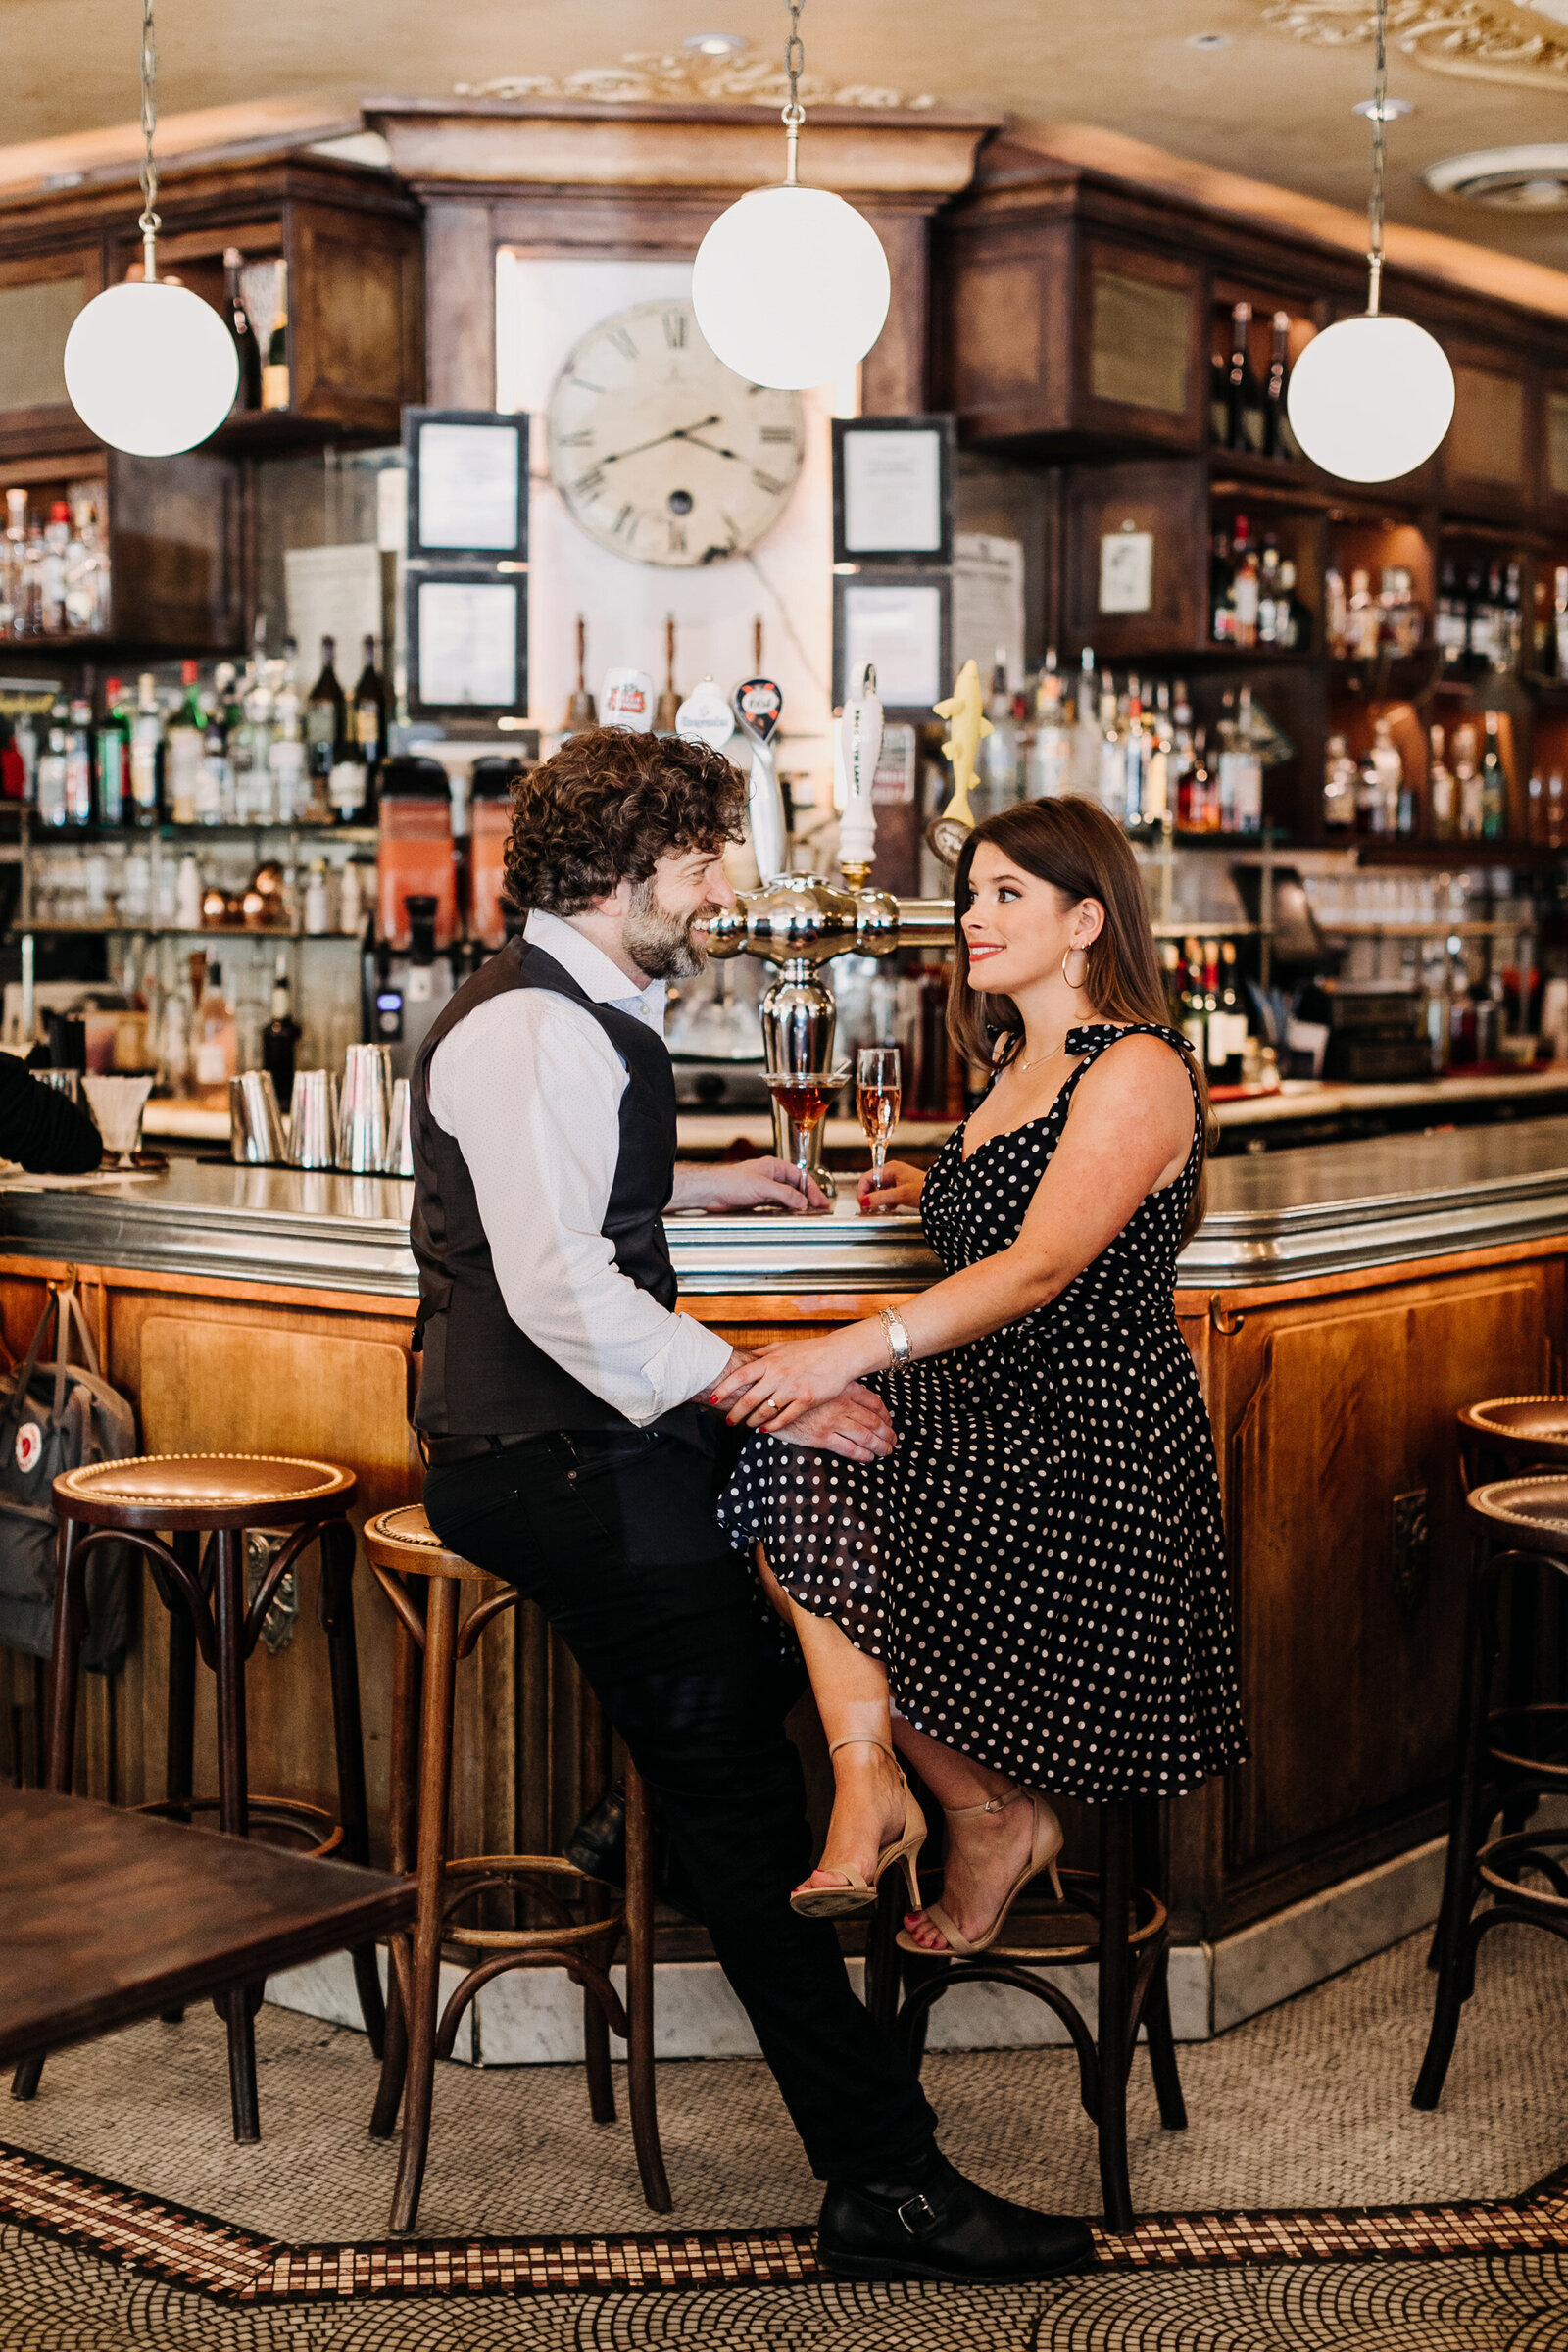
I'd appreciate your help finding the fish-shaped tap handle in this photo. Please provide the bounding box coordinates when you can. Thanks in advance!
[932,658,992,830]
[732,676,788,886]
[835,661,883,887]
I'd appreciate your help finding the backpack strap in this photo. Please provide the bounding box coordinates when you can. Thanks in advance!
[0,1280,68,1440]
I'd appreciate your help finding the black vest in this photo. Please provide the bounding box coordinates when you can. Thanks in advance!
[409,935,690,1439]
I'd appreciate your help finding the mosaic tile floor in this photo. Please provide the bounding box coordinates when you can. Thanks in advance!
[0,1923,1565,2348]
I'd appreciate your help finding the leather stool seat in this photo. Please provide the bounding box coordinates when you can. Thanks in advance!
[1466,1474,1568,1540]
[361,1505,668,2232]
[55,1452,356,1531]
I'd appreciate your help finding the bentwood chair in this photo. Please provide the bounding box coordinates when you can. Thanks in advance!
[361,1503,668,2233]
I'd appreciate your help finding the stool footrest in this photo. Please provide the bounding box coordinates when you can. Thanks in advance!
[134,1792,344,1861]
[436,1851,624,1953]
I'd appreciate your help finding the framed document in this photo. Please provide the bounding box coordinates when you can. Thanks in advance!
[408,574,527,716]
[404,409,529,562]
[834,571,950,716]
[1099,527,1154,615]
[833,416,954,565]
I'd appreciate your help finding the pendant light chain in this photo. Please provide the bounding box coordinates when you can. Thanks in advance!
[1365,0,1387,318]
[782,0,806,186]
[137,0,160,283]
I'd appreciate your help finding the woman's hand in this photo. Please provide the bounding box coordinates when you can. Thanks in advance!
[858,1159,925,1216]
[710,1326,879,1432]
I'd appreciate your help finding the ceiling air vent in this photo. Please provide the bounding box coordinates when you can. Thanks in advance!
[1424,146,1568,211]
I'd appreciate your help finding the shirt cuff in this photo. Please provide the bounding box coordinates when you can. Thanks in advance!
[635,1311,734,1425]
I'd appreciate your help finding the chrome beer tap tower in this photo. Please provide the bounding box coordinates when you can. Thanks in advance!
[706,666,951,1189]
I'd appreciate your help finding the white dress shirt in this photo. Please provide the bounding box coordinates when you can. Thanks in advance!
[426,908,730,1428]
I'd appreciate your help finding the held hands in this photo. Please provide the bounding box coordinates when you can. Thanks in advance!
[782,1386,897,1462]
[710,1327,876,1434]
[858,1159,925,1216]
[671,1156,831,1214]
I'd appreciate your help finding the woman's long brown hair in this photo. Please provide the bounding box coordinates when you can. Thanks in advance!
[945,794,1213,1243]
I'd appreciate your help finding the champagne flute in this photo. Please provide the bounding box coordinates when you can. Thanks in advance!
[857,1046,902,1182]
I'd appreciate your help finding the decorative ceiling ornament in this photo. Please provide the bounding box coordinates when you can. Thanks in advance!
[454,50,934,109]
[1263,1,1568,94]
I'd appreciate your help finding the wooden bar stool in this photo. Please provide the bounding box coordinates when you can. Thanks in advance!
[1415,1474,1568,2111]
[866,1795,1186,2234]
[361,1504,668,2235]
[8,1452,382,2141]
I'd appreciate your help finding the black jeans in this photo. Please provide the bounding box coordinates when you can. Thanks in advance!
[424,1426,936,2184]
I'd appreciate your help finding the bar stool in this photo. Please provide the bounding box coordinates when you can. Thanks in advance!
[865,1795,1186,2233]
[1414,1474,1568,2112]
[9,1452,383,2141]
[361,1504,668,2234]
[1455,1396,1568,1843]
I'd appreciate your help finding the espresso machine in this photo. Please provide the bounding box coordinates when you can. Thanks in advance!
[706,666,951,1189]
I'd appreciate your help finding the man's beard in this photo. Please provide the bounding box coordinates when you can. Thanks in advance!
[623,878,716,981]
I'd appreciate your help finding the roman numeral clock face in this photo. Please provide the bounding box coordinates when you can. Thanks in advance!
[545,299,805,567]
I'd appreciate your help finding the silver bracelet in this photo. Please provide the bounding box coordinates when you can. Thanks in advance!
[878,1306,913,1367]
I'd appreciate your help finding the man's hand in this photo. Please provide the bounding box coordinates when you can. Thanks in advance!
[776,1384,896,1463]
[671,1156,831,1214]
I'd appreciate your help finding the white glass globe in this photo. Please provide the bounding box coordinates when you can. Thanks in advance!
[1286,312,1455,484]
[65,279,239,458]
[693,184,891,390]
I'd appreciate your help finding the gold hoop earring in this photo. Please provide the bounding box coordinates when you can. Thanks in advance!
[1061,946,1089,990]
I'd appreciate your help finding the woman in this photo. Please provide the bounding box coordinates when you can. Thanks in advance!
[712,795,1249,1956]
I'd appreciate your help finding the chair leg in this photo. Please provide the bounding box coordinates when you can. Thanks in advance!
[1414,1552,1498,2112]
[318,1518,385,2058]
[11,1521,89,2106]
[370,1598,422,2142]
[1132,1798,1187,2132]
[1501,1554,1539,1838]
[1097,1801,1136,2234]
[391,1577,459,2234]
[158,1532,201,2027]
[211,1527,261,2141]
[623,1761,671,2213]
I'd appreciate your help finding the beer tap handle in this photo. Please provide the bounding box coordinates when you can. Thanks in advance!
[732,675,787,887]
[835,661,883,893]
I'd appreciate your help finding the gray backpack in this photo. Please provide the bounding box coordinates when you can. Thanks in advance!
[0,1279,137,1672]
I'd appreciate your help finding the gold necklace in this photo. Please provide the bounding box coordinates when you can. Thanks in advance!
[1017,1038,1067,1074]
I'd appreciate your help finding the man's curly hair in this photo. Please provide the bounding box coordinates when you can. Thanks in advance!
[504,727,748,916]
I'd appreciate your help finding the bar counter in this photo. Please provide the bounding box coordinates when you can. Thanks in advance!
[2,1118,1565,1970]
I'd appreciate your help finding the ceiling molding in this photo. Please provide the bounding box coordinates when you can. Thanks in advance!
[453,49,937,113]
[1264,0,1568,95]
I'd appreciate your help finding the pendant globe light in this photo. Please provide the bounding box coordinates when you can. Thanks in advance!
[63,0,239,457]
[692,0,890,390]
[1285,0,1453,483]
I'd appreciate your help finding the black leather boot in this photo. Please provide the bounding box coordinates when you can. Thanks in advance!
[817,2147,1095,2283]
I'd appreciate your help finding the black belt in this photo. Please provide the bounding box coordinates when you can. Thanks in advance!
[420,1430,540,1468]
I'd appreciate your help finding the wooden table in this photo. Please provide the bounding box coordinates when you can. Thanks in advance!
[0,1785,415,2069]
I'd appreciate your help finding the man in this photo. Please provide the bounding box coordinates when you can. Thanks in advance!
[411,726,1090,2282]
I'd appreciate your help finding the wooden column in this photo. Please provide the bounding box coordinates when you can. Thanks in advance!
[861,206,936,416]
[424,200,496,410]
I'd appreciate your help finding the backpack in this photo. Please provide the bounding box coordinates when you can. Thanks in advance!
[0,1278,138,1673]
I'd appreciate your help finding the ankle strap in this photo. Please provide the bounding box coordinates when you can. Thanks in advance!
[942,1784,1024,1821]
[828,1737,896,1761]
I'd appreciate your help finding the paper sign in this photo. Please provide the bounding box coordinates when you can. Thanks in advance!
[952,533,1025,689]
[872,723,917,806]
[416,580,518,707]
[842,427,943,554]
[416,421,521,552]
[1099,528,1154,615]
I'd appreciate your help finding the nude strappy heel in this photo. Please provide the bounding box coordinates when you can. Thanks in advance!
[895,1786,1064,1957]
[788,1738,927,1920]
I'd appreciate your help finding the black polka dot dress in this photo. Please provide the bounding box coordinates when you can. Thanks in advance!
[717,1023,1250,1801]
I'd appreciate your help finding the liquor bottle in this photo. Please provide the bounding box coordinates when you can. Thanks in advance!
[0,488,24,636]
[1212,940,1248,1085]
[166,661,205,826]
[269,638,306,822]
[975,647,1018,819]
[1322,733,1356,832]
[262,297,290,411]
[242,642,276,823]
[1161,939,1184,1025]
[1224,302,1264,454]
[14,708,37,804]
[1071,648,1102,794]
[1193,724,1217,830]
[63,699,93,827]
[352,634,387,797]
[21,513,44,635]
[193,959,237,1089]
[223,247,263,410]
[1025,654,1071,798]
[1536,567,1555,675]
[1256,535,1282,645]
[563,616,597,731]
[1355,746,1384,838]
[34,699,68,828]
[1480,711,1508,839]
[94,680,128,828]
[1324,565,1348,659]
[1215,692,1239,831]
[1498,562,1523,675]
[1529,766,1546,846]
[1237,687,1265,834]
[1120,676,1149,826]
[1483,563,1508,674]
[1172,694,1198,828]
[1556,567,1568,679]
[38,501,70,634]
[1209,528,1234,646]
[1277,559,1310,652]
[1465,562,1494,672]
[1347,568,1380,660]
[1454,725,1482,840]
[1146,681,1172,822]
[1369,716,1404,835]
[1230,515,1259,650]
[1209,326,1231,448]
[306,634,346,793]
[1435,558,1466,669]
[261,951,301,1108]
[1097,674,1124,814]
[1261,313,1300,461]
[128,671,163,826]
[1429,723,1457,841]
[1178,937,1208,1057]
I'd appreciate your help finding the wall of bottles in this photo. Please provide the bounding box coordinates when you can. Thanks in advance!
[0,480,111,640]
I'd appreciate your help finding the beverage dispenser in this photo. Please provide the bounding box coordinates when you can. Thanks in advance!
[468,755,523,950]
[376,756,458,951]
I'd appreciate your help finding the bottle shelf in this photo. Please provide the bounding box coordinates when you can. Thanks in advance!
[1314,919,1531,939]
[26,821,379,846]
[12,920,362,941]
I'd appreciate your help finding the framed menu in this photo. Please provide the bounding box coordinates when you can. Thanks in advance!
[832,416,954,565]
[404,409,529,563]
[834,571,950,715]
[408,574,527,716]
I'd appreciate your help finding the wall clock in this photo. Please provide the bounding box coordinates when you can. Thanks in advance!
[545,298,805,568]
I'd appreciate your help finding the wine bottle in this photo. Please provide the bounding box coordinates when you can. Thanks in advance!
[262,298,290,411]
[352,634,388,800]
[1261,312,1300,461]
[223,247,263,410]
[1224,303,1264,455]
[1212,941,1247,1085]
[1230,515,1259,651]
[306,635,346,789]
[262,951,301,1111]
[1480,711,1508,840]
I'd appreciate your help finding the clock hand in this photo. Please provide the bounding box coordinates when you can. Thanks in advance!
[597,416,721,468]
[671,428,746,464]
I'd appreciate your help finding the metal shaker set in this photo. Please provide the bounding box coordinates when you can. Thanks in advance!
[229,1046,413,1177]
